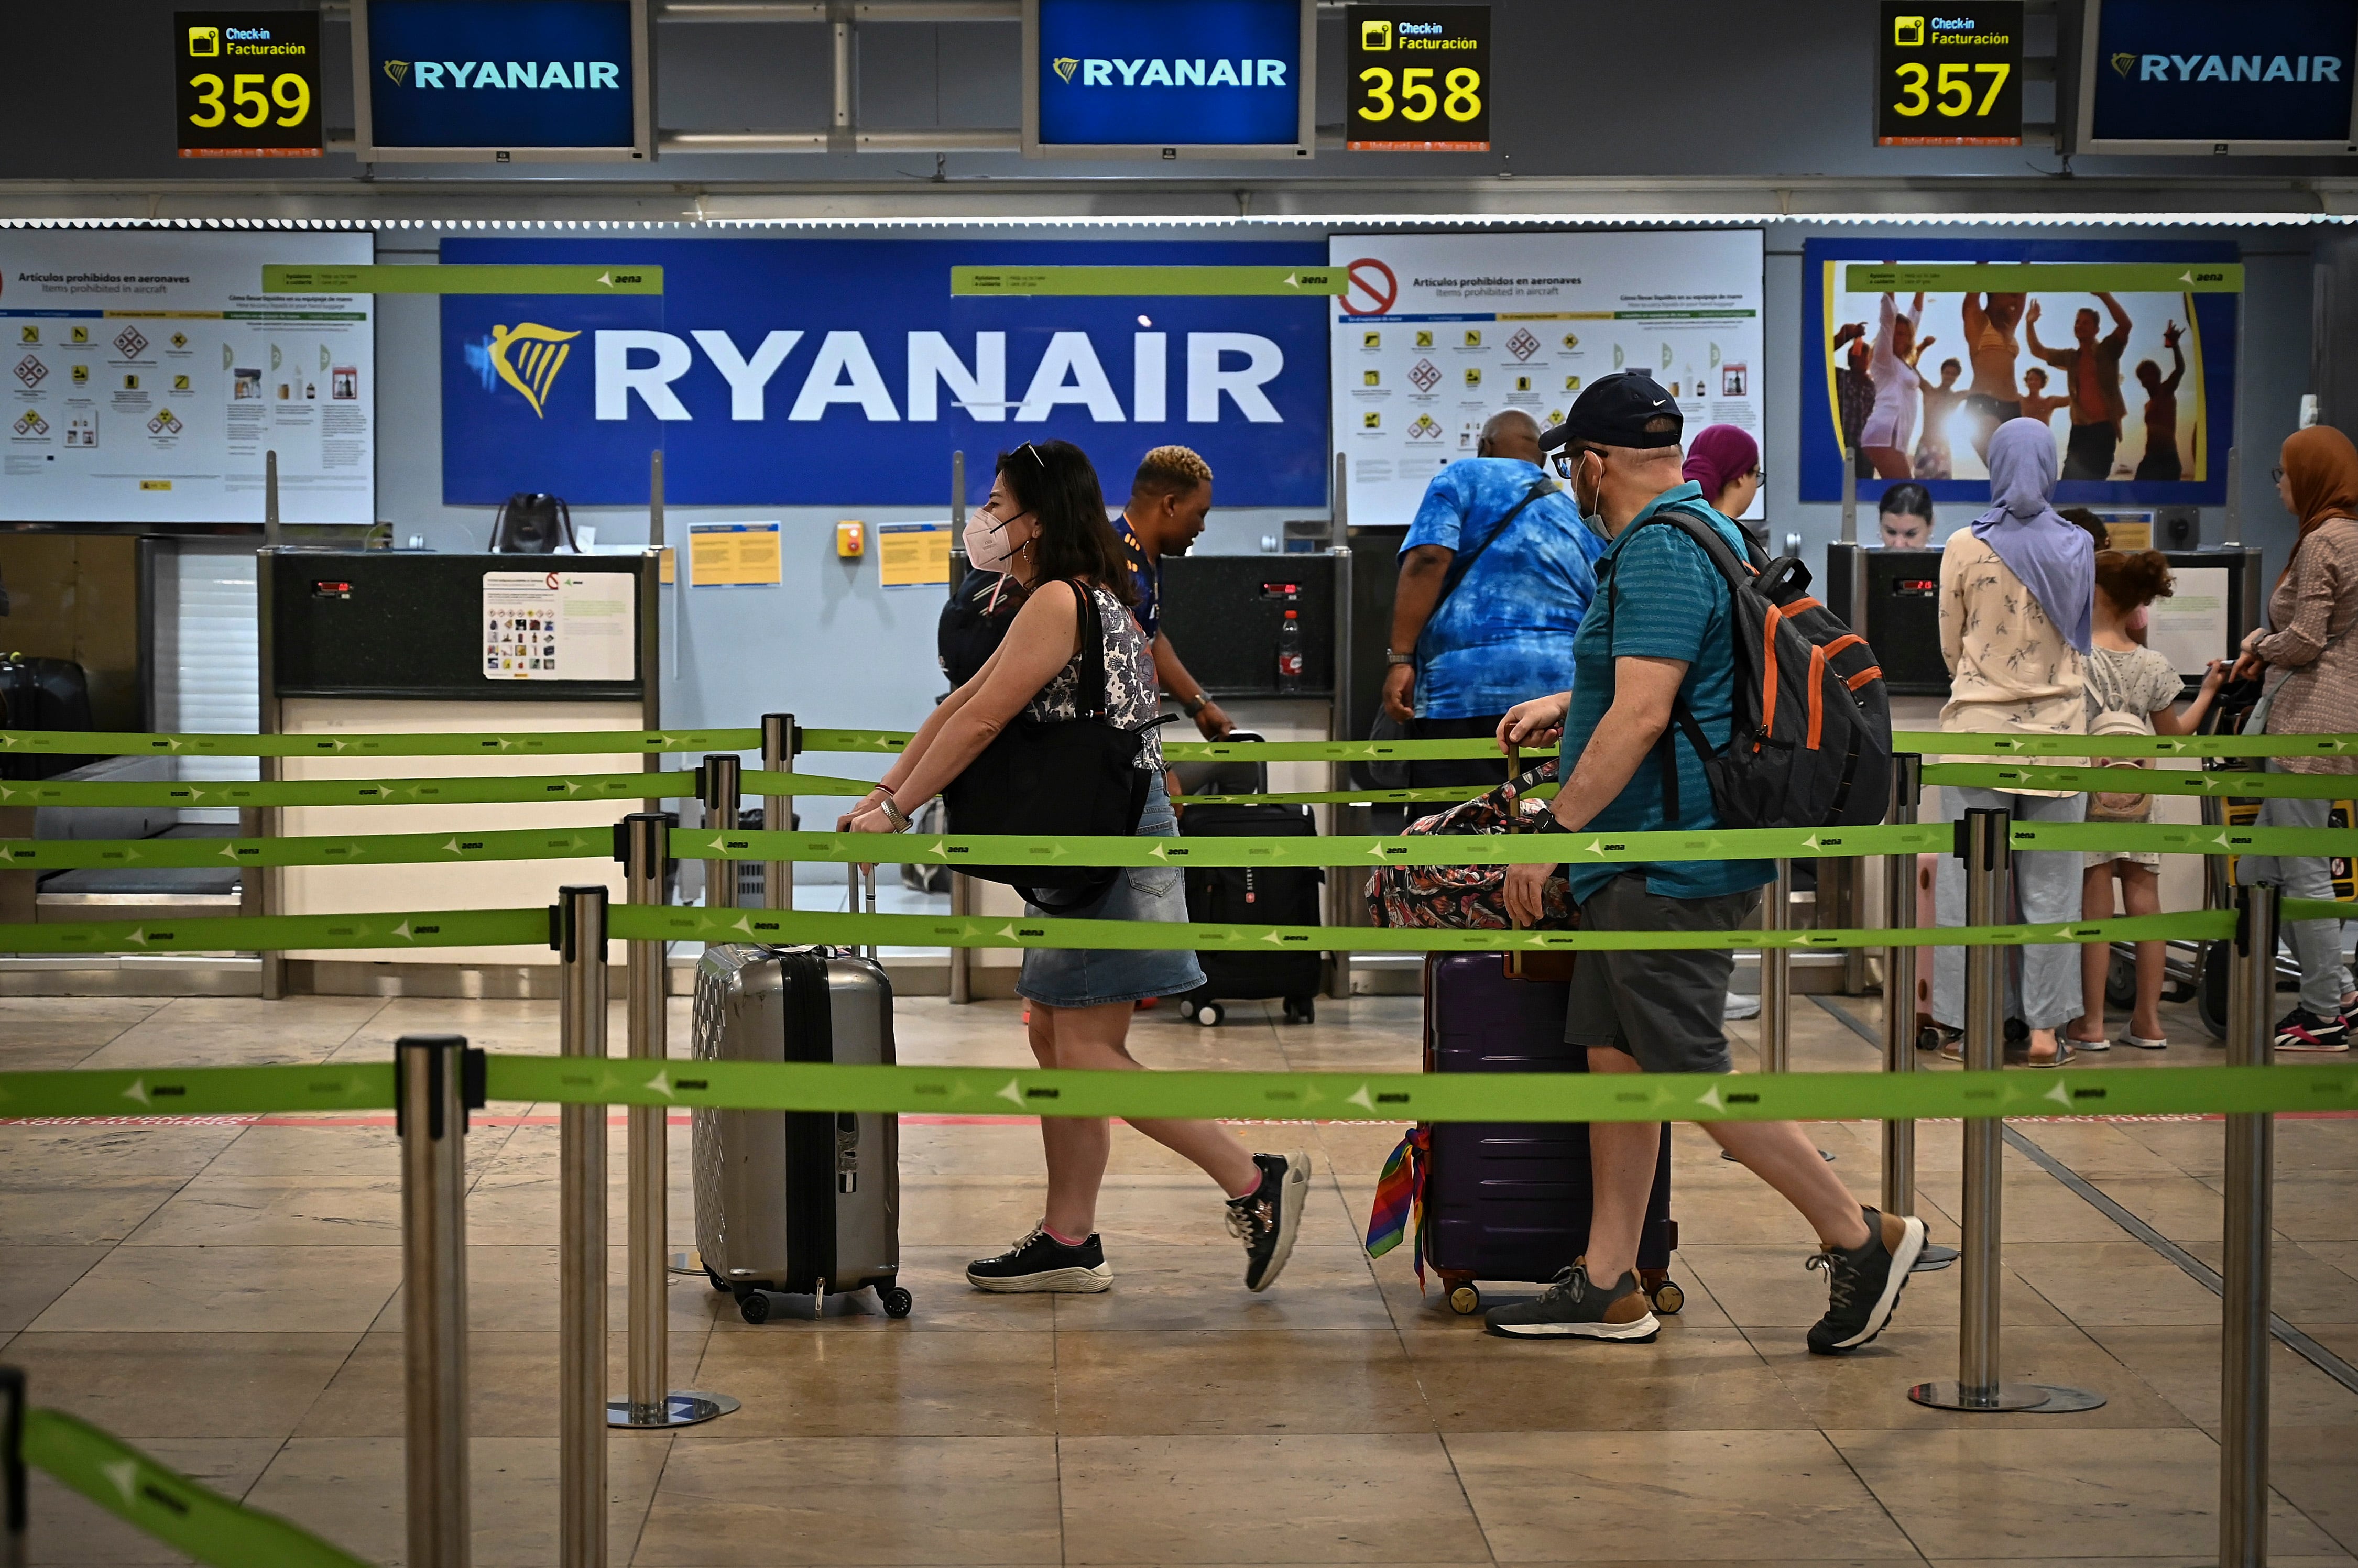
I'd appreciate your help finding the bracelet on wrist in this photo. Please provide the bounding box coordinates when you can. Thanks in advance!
[879,796,912,833]
[1181,693,1208,718]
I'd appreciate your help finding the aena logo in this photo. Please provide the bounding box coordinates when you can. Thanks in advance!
[470,327,1288,426]
[1057,58,1290,88]
[2111,51,2345,83]
[383,59,623,90]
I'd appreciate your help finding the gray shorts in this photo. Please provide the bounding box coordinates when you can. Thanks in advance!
[1563,873,1762,1075]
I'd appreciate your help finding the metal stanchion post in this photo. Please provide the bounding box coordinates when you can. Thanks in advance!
[2220,882,2277,1568]
[1759,860,1791,1073]
[700,755,741,913]
[1909,809,2103,1413]
[610,815,736,1433]
[1882,757,1955,1271]
[761,714,793,915]
[554,886,609,1568]
[398,1034,476,1568]
[4,1364,26,1568]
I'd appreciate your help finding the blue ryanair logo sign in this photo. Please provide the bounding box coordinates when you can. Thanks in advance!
[364,0,637,150]
[2090,0,2358,144]
[1035,0,1305,148]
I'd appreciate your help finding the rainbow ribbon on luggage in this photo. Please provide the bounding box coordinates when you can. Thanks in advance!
[1363,1125,1431,1284]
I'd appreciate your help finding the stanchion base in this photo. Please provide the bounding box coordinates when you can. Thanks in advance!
[606,1391,740,1429]
[1911,1244,1960,1273]
[668,1249,703,1277]
[1906,1379,2106,1412]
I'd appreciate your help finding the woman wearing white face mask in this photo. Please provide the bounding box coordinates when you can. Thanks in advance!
[842,440,1311,1297]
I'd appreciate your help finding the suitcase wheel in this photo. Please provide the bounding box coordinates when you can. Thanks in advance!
[705,1268,732,1293]
[1281,996,1315,1024]
[739,1291,774,1325]
[1192,1000,1225,1028]
[1447,1284,1481,1315]
[879,1284,914,1319]
[1650,1280,1685,1316]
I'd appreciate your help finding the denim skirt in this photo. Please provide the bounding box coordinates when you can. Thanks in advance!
[1017,791,1206,1010]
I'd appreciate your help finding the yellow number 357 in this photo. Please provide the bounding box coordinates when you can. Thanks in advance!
[1892,61,2010,117]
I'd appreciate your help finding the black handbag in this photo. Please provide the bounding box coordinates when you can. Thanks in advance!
[942,580,1162,909]
[492,492,577,553]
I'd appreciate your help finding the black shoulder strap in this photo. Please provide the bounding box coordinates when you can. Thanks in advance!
[1436,477,1559,608]
[1067,579,1111,719]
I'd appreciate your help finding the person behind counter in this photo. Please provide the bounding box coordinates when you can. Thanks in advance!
[1875,481,1938,549]
[1383,409,1604,791]
[1113,444,1236,740]
[2232,426,2358,1053]
[1932,416,2094,1068]
[844,439,1312,1293]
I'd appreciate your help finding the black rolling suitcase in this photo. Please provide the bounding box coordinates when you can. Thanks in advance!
[0,655,93,781]
[1171,733,1323,1026]
[691,944,909,1323]
[1418,953,1680,1318]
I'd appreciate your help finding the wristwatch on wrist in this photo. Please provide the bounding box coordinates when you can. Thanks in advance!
[1384,648,1415,667]
[879,796,912,833]
[1181,692,1209,718]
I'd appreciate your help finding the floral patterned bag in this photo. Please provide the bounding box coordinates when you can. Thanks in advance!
[1364,759,1577,931]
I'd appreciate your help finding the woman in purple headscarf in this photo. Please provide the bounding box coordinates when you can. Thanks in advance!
[1682,424,1762,541]
[1929,416,2094,1067]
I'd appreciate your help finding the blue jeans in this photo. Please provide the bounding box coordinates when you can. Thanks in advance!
[1017,791,1206,1010]
[2234,760,2355,1016]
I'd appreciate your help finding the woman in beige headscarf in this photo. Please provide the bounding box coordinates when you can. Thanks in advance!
[2232,425,2358,1052]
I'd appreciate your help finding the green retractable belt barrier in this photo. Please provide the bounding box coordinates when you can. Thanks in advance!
[0,769,880,809]
[0,903,2239,958]
[670,820,2357,869]
[1,1053,2353,1126]
[1923,763,2358,799]
[0,728,762,758]
[0,819,2343,882]
[20,1408,373,1568]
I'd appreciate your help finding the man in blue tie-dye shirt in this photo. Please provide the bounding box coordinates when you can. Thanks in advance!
[1382,410,1606,789]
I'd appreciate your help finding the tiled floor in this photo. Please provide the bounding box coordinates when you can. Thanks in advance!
[4,983,2356,1565]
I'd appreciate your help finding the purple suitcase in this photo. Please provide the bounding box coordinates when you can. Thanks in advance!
[1421,952,1682,1317]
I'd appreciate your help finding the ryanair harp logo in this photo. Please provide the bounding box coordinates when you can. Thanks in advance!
[383,59,411,85]
[490,323,579,418]
[1052,56,1079,84]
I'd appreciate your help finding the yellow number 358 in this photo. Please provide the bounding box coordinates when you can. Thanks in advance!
[1891,61,2010,117]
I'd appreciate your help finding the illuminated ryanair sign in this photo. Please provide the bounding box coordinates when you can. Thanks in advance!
[1028,0,1311,156]
[440,238,1332,507]
[2086,0,2358,148]
[357,0,644,158]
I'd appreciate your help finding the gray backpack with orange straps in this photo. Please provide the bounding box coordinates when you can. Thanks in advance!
[1601,506,1893,830]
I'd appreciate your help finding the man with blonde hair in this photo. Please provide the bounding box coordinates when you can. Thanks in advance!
[1117,444,1235,739]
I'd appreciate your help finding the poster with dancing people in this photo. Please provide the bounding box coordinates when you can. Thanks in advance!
[1800,238,2240,506]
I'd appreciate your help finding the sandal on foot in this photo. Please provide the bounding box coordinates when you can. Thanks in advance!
[2117,1033,2168,1050]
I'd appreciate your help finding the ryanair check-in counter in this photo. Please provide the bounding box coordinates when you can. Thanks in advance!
[1824,544,2266,698]
[258,549,663,996]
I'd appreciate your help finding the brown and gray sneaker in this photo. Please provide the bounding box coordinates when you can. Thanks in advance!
[1484,1262,1660,1342]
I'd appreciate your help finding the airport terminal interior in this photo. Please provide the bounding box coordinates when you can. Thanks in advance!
[4,1,2358,1564]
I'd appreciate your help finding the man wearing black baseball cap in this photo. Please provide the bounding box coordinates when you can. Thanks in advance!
[1484,372,1929,1355]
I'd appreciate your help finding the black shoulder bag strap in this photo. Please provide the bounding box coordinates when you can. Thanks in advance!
[1434,477,1559,609]
[1064,579,1110,720]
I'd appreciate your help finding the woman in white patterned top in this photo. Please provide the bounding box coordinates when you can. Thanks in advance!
[2070,552,2225,1052]
[845,440,1310,1297]
[1933,418,2094,1067]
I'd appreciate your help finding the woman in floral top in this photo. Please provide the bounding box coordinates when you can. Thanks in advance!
[845,440,1312,1296]
[1932,418,2094,1066]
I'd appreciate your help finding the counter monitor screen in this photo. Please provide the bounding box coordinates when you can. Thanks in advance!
[352,0,653,163]
[2075,0,2358,155]
[1024,0,1316,159]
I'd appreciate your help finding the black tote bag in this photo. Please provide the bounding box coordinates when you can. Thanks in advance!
[942,581,1160,908]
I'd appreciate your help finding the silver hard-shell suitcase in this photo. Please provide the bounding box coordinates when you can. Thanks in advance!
[691,944,908,1322]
